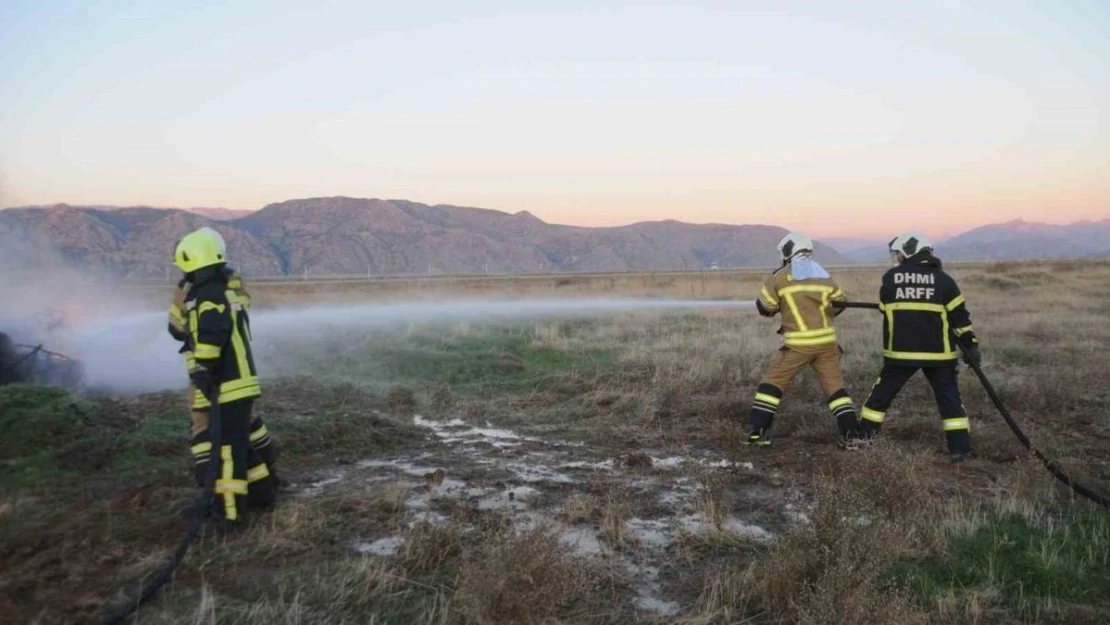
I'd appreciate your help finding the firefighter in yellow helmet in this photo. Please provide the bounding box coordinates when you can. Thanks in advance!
[168,228,278,487]
[744,232,861,447]
[172,230,274,523]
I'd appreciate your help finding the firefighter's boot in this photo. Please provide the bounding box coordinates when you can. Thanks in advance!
[745,384,782,446]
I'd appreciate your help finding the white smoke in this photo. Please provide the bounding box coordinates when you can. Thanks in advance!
[69,298,754,394]
[1,224,754,394]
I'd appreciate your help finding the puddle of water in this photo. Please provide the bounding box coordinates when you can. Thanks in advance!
[559,459,616,471]
[505,462,576,484]
[477,485,539,511]
[297,471,347,497]
[650,456,753,471]
[651,456,687,469]
[626,518,673,548]
[559,526,606,557]
[409,510,450,527]
[358,458,438,477]
[784,503,811,525]
[634,595,681,617]
[354,536,404,556]
[414,415,541,448]
[621,562,681,616]
[678,514,774,542]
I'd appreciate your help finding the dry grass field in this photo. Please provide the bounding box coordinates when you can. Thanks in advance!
[3,260,1109,624]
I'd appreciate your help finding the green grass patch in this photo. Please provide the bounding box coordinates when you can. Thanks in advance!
[315,326,615,398]
[0,384,187,489]
[891,509,1110,617]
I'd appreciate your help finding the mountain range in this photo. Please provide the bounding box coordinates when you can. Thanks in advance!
[0,198,849,278]
[829,219,1110,263]
[2,200,1106,278]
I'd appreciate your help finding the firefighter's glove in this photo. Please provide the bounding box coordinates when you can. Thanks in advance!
[962,345,982,368]
[189,366,219,401]
[959,334,982,368]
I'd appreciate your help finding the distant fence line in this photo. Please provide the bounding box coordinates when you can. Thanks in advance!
[127,263,893,286]
[123,257,1102,287]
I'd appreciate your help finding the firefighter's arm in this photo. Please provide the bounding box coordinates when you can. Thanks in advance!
[192,291,232,371]
[167,281,188,342]
[757,275,780,317]
[829,281,847,317]
[227,269,252,310]
[945,277,977,347]
[877,273,895,311]
[190,290,232,399]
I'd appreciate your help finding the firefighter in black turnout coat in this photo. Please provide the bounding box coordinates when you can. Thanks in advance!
[859,233,982,461]
[173,230,275,523]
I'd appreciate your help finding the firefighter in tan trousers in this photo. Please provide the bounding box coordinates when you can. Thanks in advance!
[744,232,861,447]
[168,227,279,485]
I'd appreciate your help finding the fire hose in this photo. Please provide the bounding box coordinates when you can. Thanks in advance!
[93,388,223,625]
[837,301,1110,510]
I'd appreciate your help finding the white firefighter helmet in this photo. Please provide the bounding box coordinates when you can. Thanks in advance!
[196,227,227,258]
[888,232,933,259]
[777,232,813,263]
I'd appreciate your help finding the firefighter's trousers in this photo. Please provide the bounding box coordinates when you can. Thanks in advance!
[860,364,971,454]
[748,344,858,437]
[190,399,276,522]
[188,383,278,474]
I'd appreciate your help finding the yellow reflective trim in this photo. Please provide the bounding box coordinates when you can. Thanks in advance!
[198,301,226,316]
[860,408,885,423]
[884,350,959,361]
[221,376,260,393]
[223,493,238,520]
[247,464,271,483]
[942,308,951,353]
[194,343,220,359]
[189,309,200,357]
[754,392,781,407]
[216,480,249,495]
[783,293,808,332]
[953,325,973,336]
[784,327,836,339]
[760,286,779,306]
[943,417,970,431]
[249,424,270,442]
[828,397,853,411]
[830,288,844,300]
[193,390,212,409]
[819,290,830,328]
[191,441,212,455]
[785,333,838,347]
[219,384,262,404]
[778,285,835,296]
[884,302,946,313]
[228,297,253,388]
[169,306,185,324]
[946,295,966,311]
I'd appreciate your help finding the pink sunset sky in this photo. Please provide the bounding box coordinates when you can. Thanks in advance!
[2,1,1107,239]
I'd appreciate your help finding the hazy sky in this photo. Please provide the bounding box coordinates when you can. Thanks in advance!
[1,1,1107,238]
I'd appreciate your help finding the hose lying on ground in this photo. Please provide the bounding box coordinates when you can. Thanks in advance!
[94,391,223,625]
[837,300,1110,510]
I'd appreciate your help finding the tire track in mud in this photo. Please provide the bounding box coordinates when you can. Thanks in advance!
[295,413,808,617]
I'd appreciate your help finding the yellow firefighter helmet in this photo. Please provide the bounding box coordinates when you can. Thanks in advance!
[196,226,228,258]
[174,230,225,273]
